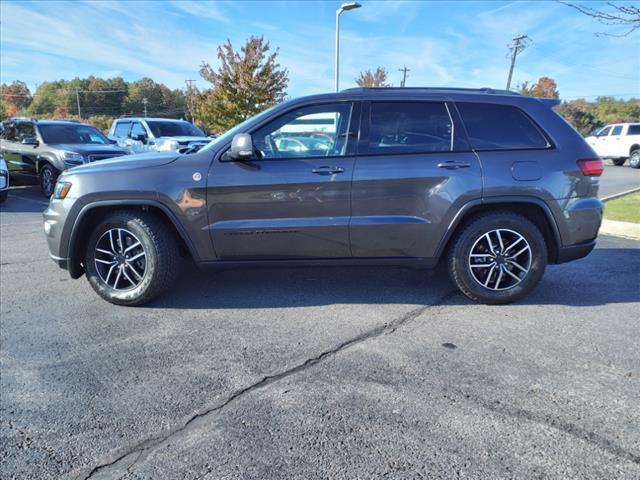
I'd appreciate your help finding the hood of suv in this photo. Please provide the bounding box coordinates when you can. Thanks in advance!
[156,136,211,144]
[52,143,128,155]
[67,151,179,174]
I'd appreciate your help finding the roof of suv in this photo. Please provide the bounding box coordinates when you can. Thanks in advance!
[115,117,188,123]
[2,118,91,127]
[342,87,521,96]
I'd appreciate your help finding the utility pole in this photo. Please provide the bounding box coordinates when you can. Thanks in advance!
[185,79,196,122]
[142,97,148,118]
[398,66,410,88]
[75,87,82,119]
[506,34,529,91]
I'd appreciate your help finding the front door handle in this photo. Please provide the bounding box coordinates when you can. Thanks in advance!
[312,166,345,175]
[437,161,471,169]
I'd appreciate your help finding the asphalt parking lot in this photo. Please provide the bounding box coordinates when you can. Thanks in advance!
[1,167,639,479]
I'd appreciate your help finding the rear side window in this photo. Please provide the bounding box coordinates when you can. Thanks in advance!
[611,125,623,136]
[457,103,548,150]
[627,125,640,135]
[113,122,131,138]
[365,102,452,154]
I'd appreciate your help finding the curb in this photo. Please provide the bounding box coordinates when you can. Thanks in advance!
[601,187,640,202]
[599,219,640,241]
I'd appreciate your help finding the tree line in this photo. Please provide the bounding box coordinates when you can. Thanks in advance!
[2,37,638,137]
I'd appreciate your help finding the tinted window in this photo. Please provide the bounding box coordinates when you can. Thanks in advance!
[114,122,131,138]
[2,125,18,142]
[366,102,452,154]
[39,124,110,145]
[16,123,36,142]
[611,125,623,136]
[146,121,204,138]
[251,103,352,159]
[457,103,548,150]
[626,125,640,135]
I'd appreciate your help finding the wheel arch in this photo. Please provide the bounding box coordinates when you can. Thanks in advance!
[629,144,640,155]
[436,196,562,265]
[67,200,199,278]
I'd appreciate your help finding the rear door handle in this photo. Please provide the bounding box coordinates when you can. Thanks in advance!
[312,166,345,175]
[437,161,471,169]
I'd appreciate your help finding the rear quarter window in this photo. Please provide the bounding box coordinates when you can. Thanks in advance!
[457,102,549,150]
[627,125,640,135]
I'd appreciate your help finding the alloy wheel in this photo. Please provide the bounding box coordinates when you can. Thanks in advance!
[94,228,147,291]
[41,168,54,196]
[630,151,640,168]
[468,228,532,291]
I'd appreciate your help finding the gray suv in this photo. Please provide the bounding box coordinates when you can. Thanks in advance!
[43,88,603,306]
[0,119,127,196]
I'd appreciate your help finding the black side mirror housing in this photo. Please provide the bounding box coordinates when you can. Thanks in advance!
[229,133,254,161]
[132,133,148,144]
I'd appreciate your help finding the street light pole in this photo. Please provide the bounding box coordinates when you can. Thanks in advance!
[335,2,361,92]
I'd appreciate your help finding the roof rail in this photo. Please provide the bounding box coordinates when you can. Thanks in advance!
[341,87,521,96]
[4,116,38,123]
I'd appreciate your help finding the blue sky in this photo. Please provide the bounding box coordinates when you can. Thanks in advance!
[1,0,638,100]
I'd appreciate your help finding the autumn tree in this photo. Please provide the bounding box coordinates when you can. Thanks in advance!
[0,80,32,116]
[519,76,560,98]
[355,67,391,88]
[197,35,289,133]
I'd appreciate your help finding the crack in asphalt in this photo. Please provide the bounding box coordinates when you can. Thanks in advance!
[79,290,458,480]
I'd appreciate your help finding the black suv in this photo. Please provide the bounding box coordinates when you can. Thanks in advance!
[44,88,603,306]
[0,118,128,196]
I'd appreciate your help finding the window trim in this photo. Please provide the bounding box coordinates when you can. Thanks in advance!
[454,101,554,153]
[218,100,361,163]
[357,99,456,157]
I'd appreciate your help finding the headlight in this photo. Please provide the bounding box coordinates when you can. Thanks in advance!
[59,151,84,166]
[53,181,72,199]
[155,139,179,152]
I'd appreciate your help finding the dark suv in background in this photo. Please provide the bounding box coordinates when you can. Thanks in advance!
[43,88,603,306]
[0,118,127,196]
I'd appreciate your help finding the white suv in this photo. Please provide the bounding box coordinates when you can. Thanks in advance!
[585,123,640,168]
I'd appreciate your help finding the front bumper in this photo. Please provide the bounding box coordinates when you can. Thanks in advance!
[43,196,79,275]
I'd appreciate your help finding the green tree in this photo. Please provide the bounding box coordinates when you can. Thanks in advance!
[123,77,164,115]
[197,35,289,133]
[356,67,391,87]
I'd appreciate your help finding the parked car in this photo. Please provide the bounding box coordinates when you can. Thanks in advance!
[0,118,128,196]
[0,154,9,203]
[44,87,603,306]
[585,123,640,168]
[108,118,213,154]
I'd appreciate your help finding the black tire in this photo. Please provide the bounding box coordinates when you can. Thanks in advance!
[611,158,626,166]
[448,211,547,305]
[40,164,59,197]
[629,149,640,169]
[0,190,7,203]
[84,210,179,306]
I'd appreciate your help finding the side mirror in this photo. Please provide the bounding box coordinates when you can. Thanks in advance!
[229,133,254,161]
[132,133,148,144]
[21,136,38,146]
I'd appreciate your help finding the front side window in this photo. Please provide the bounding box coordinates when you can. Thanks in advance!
[627,125,640,135]
[365,102,452,154]
[17,124,36,142]
[596,126,612,137]
[611,125,623,136]
[251,103,353,160]
[38,124,110,145]
[457,102,549,150]
[114,122,131,138]
[130,122,147,138]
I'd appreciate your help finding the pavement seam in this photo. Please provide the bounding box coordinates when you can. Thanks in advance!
[79,290,458,480]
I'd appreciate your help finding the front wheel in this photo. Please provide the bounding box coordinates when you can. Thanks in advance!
[40,164,59,197]
[611,158,626,166]
[629,149,640,169]
[84,210,179,306]
[448,212,547,304]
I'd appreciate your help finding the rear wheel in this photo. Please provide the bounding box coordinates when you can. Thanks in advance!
[448,212,547,304]
[612,158,626,166]
[630,149,640,169]
[40,164,59,197]
[0,191,7,203]
[84,210,179,306]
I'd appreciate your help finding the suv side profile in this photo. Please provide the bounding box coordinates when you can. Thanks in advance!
[0,119,128,196]
[108,117,212,154]
[44,88,603,306]
[585,123,640,168]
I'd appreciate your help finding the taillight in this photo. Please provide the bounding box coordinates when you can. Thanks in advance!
[576,158,603,176]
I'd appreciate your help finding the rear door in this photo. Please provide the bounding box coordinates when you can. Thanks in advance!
[350,99,481,258]
[207,101,360,259]
[608,124,625,157]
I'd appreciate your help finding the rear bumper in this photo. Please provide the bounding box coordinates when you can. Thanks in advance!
[556,239,597,264]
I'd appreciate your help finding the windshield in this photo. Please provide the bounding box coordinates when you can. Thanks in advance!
[146,121,204,138]
[39,124,110,145]
[200,103,283,153]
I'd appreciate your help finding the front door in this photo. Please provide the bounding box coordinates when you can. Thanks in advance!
[350,100,482,259]
[207,101,359,260]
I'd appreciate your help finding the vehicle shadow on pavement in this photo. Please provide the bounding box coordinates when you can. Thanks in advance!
[0,187,49,214]
[149,247,639,310]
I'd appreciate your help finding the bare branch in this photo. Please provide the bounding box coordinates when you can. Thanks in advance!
[559,1,640,36]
